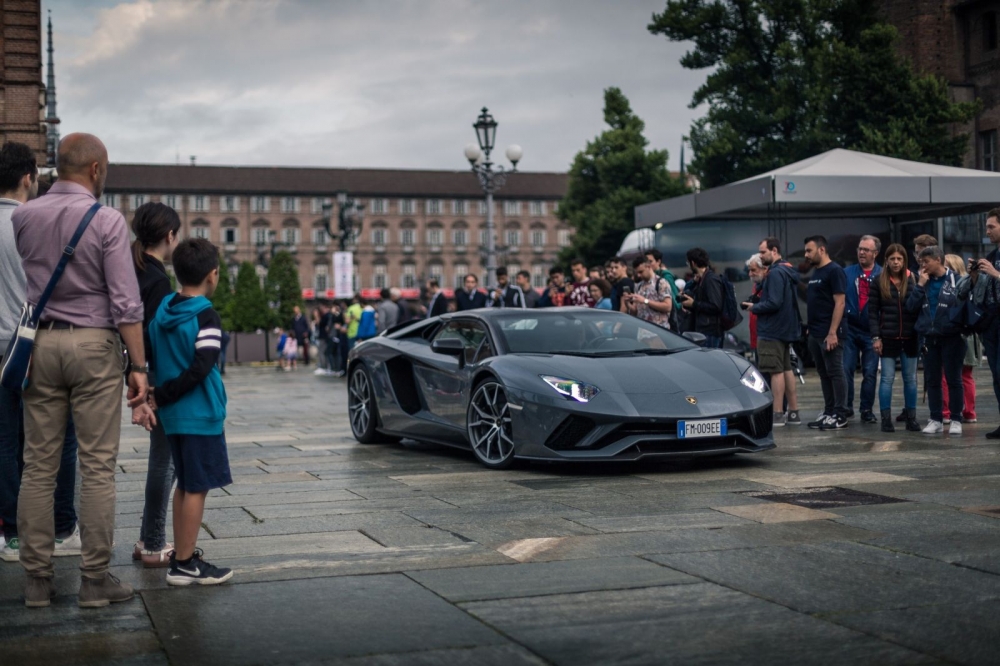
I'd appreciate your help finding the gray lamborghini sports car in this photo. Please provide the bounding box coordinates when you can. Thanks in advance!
[346,308,774,469]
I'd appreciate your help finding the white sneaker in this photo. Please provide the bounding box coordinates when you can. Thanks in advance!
[313,368,327,376]
[922,420,944,435]
[0,537,21,562]
[949,421,963,436]
[53,525,82,557]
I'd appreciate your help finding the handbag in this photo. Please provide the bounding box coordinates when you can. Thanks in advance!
[0,202,102,392]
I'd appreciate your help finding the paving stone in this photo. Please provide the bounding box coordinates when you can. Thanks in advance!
[827,599,1000,665]
[247,497,455,520]
[714,503,841,523]
[313,644,548,665]
[407,556,697,602]
[461,583,932,666]
[0,631,166,665]
[570,509,750,533]
[433,517,601,547]
[203,511,422,539]
[142,574,507,664]
[198,530,384,560]
[650,541,1000,614]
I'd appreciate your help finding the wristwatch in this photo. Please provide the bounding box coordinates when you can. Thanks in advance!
[130,363,149,374]
[643,298,649,305]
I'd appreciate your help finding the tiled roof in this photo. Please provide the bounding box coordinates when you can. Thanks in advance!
[105,163,569,199]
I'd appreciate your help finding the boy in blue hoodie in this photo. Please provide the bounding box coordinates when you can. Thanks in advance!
[148,238,233,586]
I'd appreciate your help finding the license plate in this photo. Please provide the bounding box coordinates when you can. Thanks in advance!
[677,418,727,439]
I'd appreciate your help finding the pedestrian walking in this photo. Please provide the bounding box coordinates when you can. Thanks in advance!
[803,236,849,430]
[908,246,965,435]
[130,202,180,568]
[13,133,153,608]
[868,244,920,433]
[148,238,233,586]
[0,142,81,565]
[843,235,882,423]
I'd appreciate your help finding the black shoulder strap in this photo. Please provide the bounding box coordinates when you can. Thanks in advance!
[31,202,102,325]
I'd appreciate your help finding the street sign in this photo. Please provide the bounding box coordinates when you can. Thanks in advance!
[333,251,354,299]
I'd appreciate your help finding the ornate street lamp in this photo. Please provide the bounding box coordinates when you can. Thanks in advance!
[465,107,522,288]
[322,192,364,252]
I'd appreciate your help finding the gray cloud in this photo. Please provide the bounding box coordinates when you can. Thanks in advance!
[45,0,705,171]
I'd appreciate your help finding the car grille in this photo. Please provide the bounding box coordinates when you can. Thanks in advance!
[544,415,597,450]
[731,409,772,438]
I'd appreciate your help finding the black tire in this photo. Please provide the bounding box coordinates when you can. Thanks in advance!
[467,379,517,470]
[348,364,394,444]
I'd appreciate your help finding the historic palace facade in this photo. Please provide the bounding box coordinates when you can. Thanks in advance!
[103,163,571,298]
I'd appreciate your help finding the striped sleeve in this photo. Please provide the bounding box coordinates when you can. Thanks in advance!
[154,307,223,407]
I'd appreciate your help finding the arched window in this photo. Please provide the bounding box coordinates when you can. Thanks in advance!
[221,218,240,245]
[190,219,210,241]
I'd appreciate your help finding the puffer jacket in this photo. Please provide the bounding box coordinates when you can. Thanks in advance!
[906,269,963,338]
[868,273,918,341]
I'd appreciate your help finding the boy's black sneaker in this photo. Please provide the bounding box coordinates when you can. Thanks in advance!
[808,415,831,429]
[166,549,233,586]
[820,415,849,430]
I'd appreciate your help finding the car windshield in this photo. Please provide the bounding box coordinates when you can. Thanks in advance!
[494,310,697,356]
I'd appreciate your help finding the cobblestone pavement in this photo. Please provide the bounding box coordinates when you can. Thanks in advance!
[2,363,1000,664]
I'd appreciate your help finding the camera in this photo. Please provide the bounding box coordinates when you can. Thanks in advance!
[622,286,632,295]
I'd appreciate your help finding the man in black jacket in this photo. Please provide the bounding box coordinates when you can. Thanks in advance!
[973,209,1000,438]
[426,279,449,318]
[489,267,525,308]
[678,248,724,347]
[455,274,487,311]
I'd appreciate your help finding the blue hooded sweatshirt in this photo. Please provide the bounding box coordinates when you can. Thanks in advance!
[149,294,227,436]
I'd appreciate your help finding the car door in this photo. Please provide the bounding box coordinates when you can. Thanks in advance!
[413,319,489,429]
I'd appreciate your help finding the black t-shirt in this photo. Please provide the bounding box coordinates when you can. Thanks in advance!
[807,262,847,338]
[610,277,635,312]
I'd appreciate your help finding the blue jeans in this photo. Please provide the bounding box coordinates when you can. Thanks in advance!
[924,336,966,423]
[878,352,918,412]
[0,383,78,540]
[843,327,878,413]
[139,418,174,551]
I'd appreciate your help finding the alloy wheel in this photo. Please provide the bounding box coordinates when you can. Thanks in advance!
[468,382,515,465]
[349,369,371,437]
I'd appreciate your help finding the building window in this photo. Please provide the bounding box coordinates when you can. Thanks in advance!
[222,196,240,213]
[480,229,491,247]
[190,195,208,213]
[191,226,210,240]
[130,194,147,209]
[531,229,546,247]
[983,130,998,172]
[532,265,546,288]
[401,229,415,246]
[427,228,443,246]
[454,263,469,288]
[400,199,415,215]
[374,265,388,289]
[251,196,270,213]
[314,265,328,292]
[281,196,299,213]
[453,229,467,247]
[283,228,299,245]
[313,228,329,245]
[372,228,387,246]
[507,263,521,277]
[311,197,331,214]
[402,264,417,288]
[477,200,491,215]
[427,199,442,214]
[985,12,998,51]
[503,200,522,216]
[102,194,120,208]
[506,230,521,248]
[557,229,572,247]
[452,200,468,215]
[162,194,179,210]
[428,265,443,286]
[530,201,545,216]
[223,227,239,244]
[254,228,270,245]
[370,198,387,214]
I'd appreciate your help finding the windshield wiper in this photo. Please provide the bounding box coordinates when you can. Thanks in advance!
[630,347,689,355]
[544,350,632,357]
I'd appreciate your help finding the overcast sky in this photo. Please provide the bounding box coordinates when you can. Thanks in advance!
[43,0,704,173]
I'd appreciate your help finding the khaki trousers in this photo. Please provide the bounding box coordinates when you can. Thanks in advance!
[18,327,123,580]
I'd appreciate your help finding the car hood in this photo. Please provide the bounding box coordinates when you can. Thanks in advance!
[509,348,746,395]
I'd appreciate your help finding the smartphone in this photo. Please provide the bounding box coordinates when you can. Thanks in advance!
[622,286,632,295]
[969,256,979,271]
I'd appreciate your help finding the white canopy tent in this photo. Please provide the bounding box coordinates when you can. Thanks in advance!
[635,149,1000,228]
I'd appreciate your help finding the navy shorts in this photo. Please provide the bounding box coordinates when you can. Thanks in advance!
[167,432,232,493]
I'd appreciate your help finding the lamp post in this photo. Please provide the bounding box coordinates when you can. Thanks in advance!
[322,193,364,299]
[465,107,522,289]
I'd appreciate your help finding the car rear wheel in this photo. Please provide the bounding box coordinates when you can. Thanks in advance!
[349,365,397,444]
[467,380,516,469]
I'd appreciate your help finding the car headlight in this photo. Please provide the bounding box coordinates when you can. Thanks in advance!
[740,367,768,393]
[540,376,601,402]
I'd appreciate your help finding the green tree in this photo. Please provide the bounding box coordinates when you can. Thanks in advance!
[557,87,688,267]
[210,253,234,331]
[230,261,271,332]
[264,250,302,329]
[649,1,978,188]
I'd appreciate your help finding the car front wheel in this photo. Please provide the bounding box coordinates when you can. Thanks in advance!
[467,380,516,469]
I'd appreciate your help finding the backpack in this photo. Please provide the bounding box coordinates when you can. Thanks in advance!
[357,307,377,339]
[719,273,743,331]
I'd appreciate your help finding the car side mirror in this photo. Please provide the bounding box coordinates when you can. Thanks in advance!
[431,338,465,356]
[682,331,707,347]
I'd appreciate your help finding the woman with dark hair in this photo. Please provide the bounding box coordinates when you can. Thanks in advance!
[868,243,920,433]
[588,278,613,310]
[130,202,181,567]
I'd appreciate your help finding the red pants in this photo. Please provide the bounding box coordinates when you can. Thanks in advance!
[942,366,976,420]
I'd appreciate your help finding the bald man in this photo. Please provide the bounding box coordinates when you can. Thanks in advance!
[12,133,151,608]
